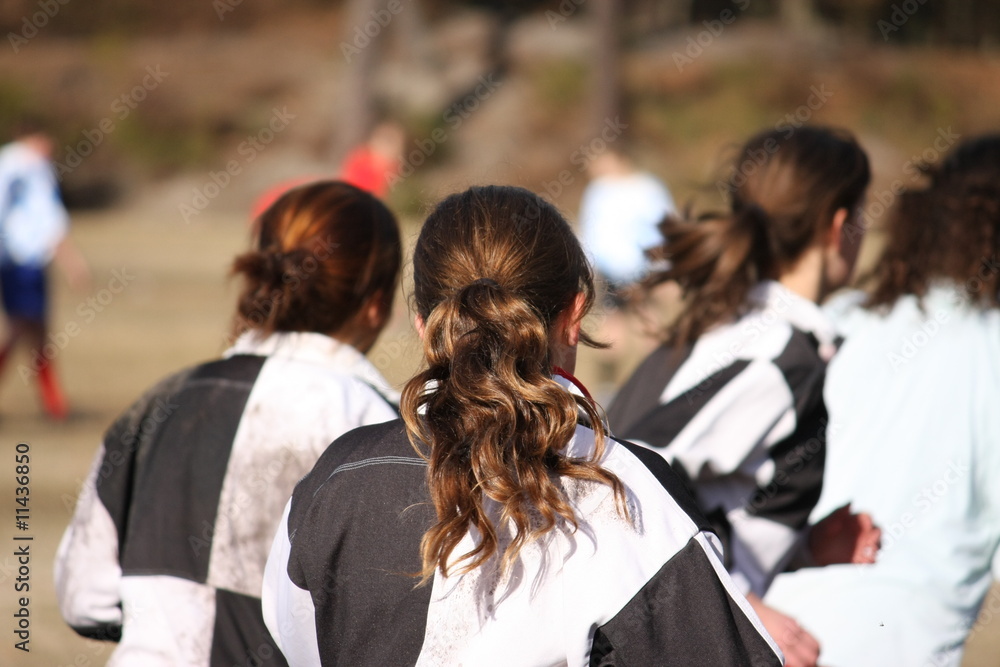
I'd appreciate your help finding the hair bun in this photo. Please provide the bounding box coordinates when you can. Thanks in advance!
[258,248,311,282]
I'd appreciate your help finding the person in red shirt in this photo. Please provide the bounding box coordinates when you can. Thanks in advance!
[250,122,404,220]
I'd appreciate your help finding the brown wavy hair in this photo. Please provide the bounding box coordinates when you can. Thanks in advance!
[645,126,870,346]
[231,180,401,340]
[401,185,625,581]
[863,134,1000,310]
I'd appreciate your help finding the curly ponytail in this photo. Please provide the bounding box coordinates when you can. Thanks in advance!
[646,126,870,346]
[401,186,625,581]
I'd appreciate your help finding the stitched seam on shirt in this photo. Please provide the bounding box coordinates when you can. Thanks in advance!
[315,456,427,494]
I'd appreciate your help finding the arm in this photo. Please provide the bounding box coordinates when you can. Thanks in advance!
[53,445,123,641]
[262,502,321,667]
[53,236,91,291]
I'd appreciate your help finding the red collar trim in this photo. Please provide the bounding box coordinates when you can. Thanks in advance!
[553,366,594,403]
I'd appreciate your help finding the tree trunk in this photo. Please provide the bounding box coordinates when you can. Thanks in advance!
[330,0,385,167]
[591,0,622,136]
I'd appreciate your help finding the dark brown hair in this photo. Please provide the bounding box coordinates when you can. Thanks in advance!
[864,135,1000,310]
[400,185,625,580]
[646,126,870,346]
[232,180,401,337]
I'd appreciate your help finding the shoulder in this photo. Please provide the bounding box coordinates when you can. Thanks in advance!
[567,424,711,534]
[103,355,266,452]
[607,343,685,435]
[716,307,826,388]
[284,419,431,585]
[255,354,398,413]
[291,420,420,504]
[607,435,711,534]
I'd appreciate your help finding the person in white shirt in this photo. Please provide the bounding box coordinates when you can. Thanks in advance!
[55,181,402,667]
[765,134,1000,667]
[263,185,783,666]
[578,147,676,306]
[607,126,882,667]
[0,121,88,418]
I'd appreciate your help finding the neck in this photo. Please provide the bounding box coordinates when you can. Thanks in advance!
[778,246,825,304]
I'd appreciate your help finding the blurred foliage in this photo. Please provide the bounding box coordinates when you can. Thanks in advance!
[530,59,589,110]
[2,0,999,47]
[0,79,42,131]
[111,115,217,174]
[3,0,999,210]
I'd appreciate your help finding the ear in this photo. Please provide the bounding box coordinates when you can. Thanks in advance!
[555,292,588,347]
[414,313,426,340]
[363,292,388,330]
[827,207,849,253]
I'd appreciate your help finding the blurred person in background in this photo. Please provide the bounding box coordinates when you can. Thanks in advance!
[0,119,89,419]
[250,121,405,220]
[577,146,678,401]
[55,181,401,666]
[607,126,881,667]
[263,185,783,666]
[578,145,676,308]
[338,120,405,198]
[765,135,1000,667]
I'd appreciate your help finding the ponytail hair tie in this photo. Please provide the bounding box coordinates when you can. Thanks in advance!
[470,277,502,289]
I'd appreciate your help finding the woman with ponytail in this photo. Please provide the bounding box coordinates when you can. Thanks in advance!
[263,185,782,666]
[607,126,879,667]
[56,181,402,666]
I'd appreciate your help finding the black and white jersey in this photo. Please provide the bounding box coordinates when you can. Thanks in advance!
[262,406,783,665]
[55,332,399,666]
[608,280,837,597]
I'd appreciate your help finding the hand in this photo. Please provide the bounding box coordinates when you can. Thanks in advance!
[808,503,882,566]
[746,593,820,667]
[54,239,92,292]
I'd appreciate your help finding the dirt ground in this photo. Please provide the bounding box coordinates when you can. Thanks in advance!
[0,203,997,666]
